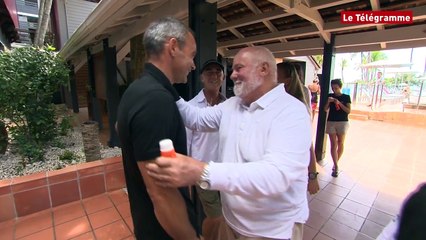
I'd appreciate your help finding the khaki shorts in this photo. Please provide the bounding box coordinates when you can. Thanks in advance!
[196,186,222,218]
[222,220,303,240]
[326,121,349,135]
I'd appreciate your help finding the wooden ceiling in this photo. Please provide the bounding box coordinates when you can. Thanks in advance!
[214,0,426,57]
[60,0,426,69]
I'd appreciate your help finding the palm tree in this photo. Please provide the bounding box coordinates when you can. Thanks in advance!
[341,58,348,82]
[312,55,323,66]
[360,51,387,82]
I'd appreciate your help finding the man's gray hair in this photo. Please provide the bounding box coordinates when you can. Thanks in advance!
[143,17,190,57]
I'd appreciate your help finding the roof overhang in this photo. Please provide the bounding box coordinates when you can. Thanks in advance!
[59,0,426,70]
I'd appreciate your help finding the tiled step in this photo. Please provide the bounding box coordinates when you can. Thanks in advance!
[349,114,369,121]
[0,157,125,222]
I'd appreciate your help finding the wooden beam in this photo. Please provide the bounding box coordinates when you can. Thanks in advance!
[335,24,426,47]
[310,0,358,9]
[224,37,323,56]
[268,0,330,43]
[218,8,290,31]
[218,25,318,48]
[110,0,188,49]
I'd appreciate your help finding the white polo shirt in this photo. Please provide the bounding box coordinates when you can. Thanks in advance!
[177,83,311,239]
[186,90,226,162]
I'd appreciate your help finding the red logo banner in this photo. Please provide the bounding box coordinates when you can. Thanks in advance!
[341,11,413,24]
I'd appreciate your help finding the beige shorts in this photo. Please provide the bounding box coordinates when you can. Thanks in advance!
[222,221,303,240]
[196,186,222,218]
[326,121,349,135]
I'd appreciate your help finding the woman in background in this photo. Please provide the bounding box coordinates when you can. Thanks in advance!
[324,79,351,177]
[308,78,320,120]
[277,62,320,195]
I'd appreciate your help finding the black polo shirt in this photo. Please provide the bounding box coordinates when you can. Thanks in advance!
[117,63,196,239]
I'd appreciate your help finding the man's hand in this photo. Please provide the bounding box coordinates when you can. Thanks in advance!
[146,153,206,188]
[308,179,320,195]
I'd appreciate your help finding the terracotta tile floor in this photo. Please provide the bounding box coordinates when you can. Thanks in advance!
[1,114,425,239]
[0,190,133,240]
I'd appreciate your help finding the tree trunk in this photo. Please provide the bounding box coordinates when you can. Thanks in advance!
[130,34,145,82]
[0,121,7,154]
[34,0,53,47]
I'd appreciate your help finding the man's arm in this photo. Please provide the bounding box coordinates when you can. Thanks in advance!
[186,128,193,156]
[307,144,320,195]
[147,106,312,197]
[138,161,197,240]
[176,98,222,132]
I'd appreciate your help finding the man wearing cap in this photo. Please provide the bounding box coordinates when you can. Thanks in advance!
[187,59,226,240]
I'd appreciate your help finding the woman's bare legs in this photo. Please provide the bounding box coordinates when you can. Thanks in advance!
[329,133,347,177]
[328,133,339,176]
[336,133,347,161]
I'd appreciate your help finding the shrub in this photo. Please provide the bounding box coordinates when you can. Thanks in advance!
[0,46,69,162]
[59,150,76,163]
[59,115,73,136]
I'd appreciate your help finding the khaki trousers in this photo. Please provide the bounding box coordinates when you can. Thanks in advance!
[203,217,303,240]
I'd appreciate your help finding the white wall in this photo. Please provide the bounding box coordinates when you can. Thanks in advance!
[65,0,97,40]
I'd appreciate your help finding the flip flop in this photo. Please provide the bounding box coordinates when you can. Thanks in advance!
[331,166,339,177]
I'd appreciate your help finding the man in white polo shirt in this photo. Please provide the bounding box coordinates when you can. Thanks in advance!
[187,59,226,240]
[147,46,311,240]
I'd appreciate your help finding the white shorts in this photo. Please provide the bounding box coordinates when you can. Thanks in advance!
[326,121,349,135]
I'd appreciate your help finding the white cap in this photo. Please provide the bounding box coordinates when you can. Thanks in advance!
[159,139,174,152]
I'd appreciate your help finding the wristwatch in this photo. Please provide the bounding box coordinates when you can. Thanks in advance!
[197,163,211,190]
[308,172,319,180]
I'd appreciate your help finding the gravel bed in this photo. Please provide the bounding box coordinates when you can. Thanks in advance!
[0,127,122,180]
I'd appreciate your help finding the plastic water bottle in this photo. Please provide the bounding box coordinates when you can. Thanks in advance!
[159,139,176,157]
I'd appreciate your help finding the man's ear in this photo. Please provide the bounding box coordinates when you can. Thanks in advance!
[167,38,178,57]
[259,62,270,76]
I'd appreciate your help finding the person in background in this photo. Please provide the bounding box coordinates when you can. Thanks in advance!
[116,17,199,240]
[308,78,320,120]
[186,59,226,240]
[377,182,426,240]
[277,62,320,195]
[396,182,426,240]
[292,63,312,115]
[324,79,351,177]
[146,46,311,240]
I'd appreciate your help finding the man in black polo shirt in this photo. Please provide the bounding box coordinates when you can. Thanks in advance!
[116,17,198,240]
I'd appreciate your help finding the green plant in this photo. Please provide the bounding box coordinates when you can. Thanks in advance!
[0,46,69,161]
[51,138,65,149]
[59,150,76,163]
[58,115,73,136]
[13,128,44,163]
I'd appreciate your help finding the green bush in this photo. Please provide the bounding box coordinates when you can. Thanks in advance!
[59,115,73,136]
[0,46,70,162]
[13,128,44,163]
[59,150,76,163]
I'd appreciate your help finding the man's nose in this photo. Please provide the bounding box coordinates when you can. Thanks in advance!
[230,71,237,81]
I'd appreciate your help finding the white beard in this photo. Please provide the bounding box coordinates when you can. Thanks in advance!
[233,76,263,98]
[233,81,243,96]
